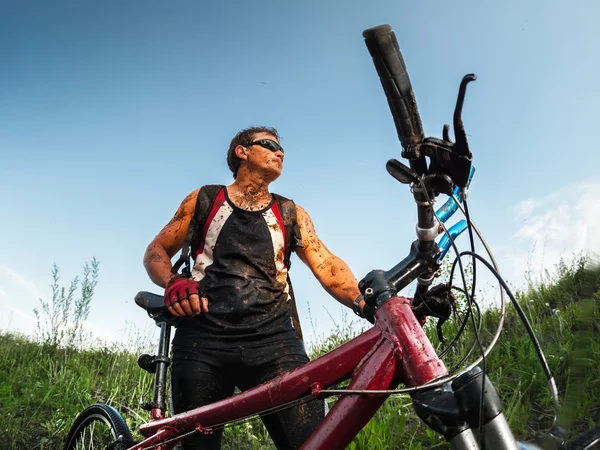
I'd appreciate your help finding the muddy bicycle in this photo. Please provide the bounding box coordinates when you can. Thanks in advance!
[64,24,600,450]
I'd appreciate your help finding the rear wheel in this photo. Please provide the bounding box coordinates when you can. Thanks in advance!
[64,404,134,450]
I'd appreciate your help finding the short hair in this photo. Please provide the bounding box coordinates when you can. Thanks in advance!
[226,126,280,178]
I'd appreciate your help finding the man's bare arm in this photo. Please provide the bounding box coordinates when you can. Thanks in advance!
[143,189,199,288]
[295,205,366,313]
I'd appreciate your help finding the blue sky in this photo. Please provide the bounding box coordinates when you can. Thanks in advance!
[1,0,599,347]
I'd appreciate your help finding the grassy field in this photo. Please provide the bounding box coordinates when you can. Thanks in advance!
[1,256,599,449]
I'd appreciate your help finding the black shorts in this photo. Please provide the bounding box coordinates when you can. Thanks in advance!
[171,336,324,450]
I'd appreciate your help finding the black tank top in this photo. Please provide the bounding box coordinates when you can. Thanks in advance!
[173,187,296,347]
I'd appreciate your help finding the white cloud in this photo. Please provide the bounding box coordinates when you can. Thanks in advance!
[507,179,600,283]
[513,198,539,219]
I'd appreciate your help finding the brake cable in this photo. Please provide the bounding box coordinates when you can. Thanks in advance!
[141,396,317,450]
[451,195,562,435]
[445,287,483,374]
[323,182,507,396]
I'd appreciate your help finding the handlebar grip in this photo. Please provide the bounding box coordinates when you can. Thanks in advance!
[362,25,424,149]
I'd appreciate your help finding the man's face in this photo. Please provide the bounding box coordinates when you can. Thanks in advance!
[243,132,284,180]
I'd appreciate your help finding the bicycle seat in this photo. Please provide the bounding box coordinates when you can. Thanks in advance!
[135,291,181,327]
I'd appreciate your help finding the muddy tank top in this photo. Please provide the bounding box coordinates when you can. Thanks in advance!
[173,187,296,347]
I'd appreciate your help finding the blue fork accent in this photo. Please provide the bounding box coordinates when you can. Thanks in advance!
[438,220,468,260]
[434,166,475,260]
[435,166,475,223]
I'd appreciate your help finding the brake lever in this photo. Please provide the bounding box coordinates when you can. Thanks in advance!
[417,74,476,192]
[386,74,476,196]
[453,74,477,158]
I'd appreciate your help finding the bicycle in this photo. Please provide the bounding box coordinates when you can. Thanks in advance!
[64,24,600,450]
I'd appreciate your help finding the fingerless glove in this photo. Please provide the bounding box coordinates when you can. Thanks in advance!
[164,275,201,307]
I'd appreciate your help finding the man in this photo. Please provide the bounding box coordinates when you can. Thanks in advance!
[143,126,370,449]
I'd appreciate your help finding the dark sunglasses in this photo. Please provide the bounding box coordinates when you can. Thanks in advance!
[246,139,284,153]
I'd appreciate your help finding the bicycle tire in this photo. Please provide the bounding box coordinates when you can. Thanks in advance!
[64,403,134,450]
[563,424,600,450]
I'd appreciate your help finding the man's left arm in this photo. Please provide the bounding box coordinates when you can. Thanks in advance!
[295,204,367,315]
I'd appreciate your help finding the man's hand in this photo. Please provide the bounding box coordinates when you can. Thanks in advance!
[164,275,209,317]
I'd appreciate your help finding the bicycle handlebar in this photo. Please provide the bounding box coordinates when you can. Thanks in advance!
[362,25,427,175]
[359,24,534,450]
[360,23,478,309]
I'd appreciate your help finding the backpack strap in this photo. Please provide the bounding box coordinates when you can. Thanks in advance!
[171,185,224,276]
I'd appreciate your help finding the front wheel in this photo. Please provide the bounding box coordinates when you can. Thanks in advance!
[64,403,134,450]
[563,424,600,450]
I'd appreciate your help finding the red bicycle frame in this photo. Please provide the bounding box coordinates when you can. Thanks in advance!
[131,296,447,450]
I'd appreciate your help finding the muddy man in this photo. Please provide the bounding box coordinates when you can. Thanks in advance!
[143,126,371,450]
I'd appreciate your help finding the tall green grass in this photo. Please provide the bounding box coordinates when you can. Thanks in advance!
[0,256,598,449]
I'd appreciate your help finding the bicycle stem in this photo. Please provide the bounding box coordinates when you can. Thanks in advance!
[359,179,441,307]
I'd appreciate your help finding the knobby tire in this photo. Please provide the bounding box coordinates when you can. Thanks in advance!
[64,403,134,450]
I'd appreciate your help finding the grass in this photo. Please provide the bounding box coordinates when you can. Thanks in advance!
[1,256,599,449]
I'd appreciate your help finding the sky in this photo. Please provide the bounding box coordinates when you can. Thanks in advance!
[1,0,599,349]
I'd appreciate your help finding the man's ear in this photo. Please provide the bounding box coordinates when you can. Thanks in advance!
[235,144,248,161]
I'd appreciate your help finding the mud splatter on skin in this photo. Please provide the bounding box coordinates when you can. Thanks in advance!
[295,205,361,309]
[143,245,179,286]
[230,184,272,211]
[166,208,187,231]
[144,188,199,286]
[165,189,198,232]
[144,251,163,264]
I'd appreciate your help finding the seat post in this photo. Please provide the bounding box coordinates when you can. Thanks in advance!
[150,322,172,421]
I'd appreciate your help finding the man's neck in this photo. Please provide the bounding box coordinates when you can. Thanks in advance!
[227,175,272,211]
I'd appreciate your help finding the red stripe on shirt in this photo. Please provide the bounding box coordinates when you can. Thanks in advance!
[195,188,225,258]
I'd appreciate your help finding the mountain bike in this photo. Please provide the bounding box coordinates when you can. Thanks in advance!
[63,24,600,450]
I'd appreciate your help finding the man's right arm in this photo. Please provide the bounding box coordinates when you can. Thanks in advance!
[143,188,200,288]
